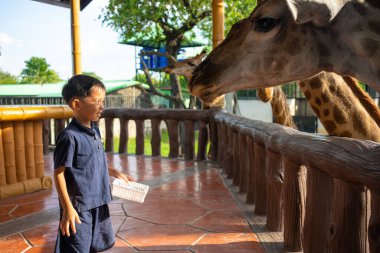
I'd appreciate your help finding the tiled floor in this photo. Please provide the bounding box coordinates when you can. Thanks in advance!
[0,154,266,253]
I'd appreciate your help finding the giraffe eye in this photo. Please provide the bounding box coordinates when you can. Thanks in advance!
[255,18,277,32]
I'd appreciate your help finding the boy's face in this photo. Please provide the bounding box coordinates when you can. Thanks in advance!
[73,85,106,125]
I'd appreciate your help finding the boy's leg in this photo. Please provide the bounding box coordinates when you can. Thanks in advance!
[55,210,93,253]
[90,204,115,252]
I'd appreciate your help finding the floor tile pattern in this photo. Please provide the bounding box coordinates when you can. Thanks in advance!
[0,154,265,253]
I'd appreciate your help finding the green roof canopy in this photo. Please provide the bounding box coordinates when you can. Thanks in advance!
[121,37,207,49]
[0,80,149,98]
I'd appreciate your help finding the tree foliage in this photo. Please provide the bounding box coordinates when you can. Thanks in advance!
[0,69,18,84]
[20,57,61,84]
[101,0,257,52]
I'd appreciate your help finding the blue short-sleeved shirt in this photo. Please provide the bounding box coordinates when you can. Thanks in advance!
[54,118,112,212]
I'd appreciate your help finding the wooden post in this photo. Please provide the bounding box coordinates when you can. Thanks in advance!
[254,142,267,215]
[225,127,233,179]
[266,150,283,231]
[369,193,380,253]
[119,118,128,153]
[135,120,144,155]
[151,119,161,157]
[232,131,240,186]
[70,0,82,75]
[197,121,208,161]
[283,158,306,252]
[105,118,114,152]
[184,120,195,160]
[24,121,36,180]
[238,134,248,193]
[166,120,179,158]
[2,122,17,184]
[246,136,255,204]
[303,167,333,253]
[329,180,368,253]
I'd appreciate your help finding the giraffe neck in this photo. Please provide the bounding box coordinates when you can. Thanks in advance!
[299,72,380,142]
[269,86,297,129]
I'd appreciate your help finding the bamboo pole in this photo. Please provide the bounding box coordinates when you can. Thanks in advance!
[33,120,44,178]
[71,0,82,75]
[2,122,17,184]
[0,123,6,186]
[14,121,27,182]
[24,121,36,180]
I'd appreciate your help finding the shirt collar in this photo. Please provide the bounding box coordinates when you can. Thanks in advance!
[71,118,96,136]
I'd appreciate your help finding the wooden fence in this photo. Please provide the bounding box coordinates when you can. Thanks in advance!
[1,106,379,252]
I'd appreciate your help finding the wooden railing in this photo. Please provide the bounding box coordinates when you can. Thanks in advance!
[0,106,73,199]
[101,108,214,160]
[213,111,380,253]
[2,106,380,252]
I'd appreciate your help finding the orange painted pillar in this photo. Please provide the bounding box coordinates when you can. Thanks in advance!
[71,0,82,75]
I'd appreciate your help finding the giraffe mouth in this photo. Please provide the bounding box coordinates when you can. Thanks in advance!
[190,84,222,104]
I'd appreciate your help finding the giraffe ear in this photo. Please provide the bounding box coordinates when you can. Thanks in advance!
[285,0,346,27]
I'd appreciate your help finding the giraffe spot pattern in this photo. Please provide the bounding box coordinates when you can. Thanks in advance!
[321,92,330,103]
[315,97,322,106]
[329,84,337,93]
[324,120,337,132]
[304,90,311,100]
[310,78,322,89]
[333,106,349,124]
[323,109,330,117]
[311,105,321,117]
[360,37,379,57]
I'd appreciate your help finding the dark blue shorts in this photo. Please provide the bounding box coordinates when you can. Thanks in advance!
[54,204,115,253]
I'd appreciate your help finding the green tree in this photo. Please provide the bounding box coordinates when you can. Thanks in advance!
[0,69,18,84]
[20,57,61,84]
[101,0,257,107]
[82,71,103,80]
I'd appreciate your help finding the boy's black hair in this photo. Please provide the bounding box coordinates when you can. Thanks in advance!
[62,74,105,103]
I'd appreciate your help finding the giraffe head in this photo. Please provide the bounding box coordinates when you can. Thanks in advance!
[189,0,380,104]
[163,50,207,79]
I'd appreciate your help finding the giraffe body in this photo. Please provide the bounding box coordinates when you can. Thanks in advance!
[189,0,380,104]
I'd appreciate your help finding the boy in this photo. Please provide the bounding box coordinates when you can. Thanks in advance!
[54,74,133,252]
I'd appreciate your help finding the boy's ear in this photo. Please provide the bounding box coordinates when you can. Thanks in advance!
[69,98,81,111]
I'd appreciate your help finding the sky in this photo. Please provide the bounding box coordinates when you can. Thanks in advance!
[0,0,140,81]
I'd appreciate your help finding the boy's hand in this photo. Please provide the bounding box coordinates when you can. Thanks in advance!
[109,167,134,184]
[117,172,134,184]
[60,207,81,237]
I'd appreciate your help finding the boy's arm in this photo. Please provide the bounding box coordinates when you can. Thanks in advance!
[108,166,134,183]
[54,166,81,237]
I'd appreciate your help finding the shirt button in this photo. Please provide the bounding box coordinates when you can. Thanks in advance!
[98,144,100,149]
